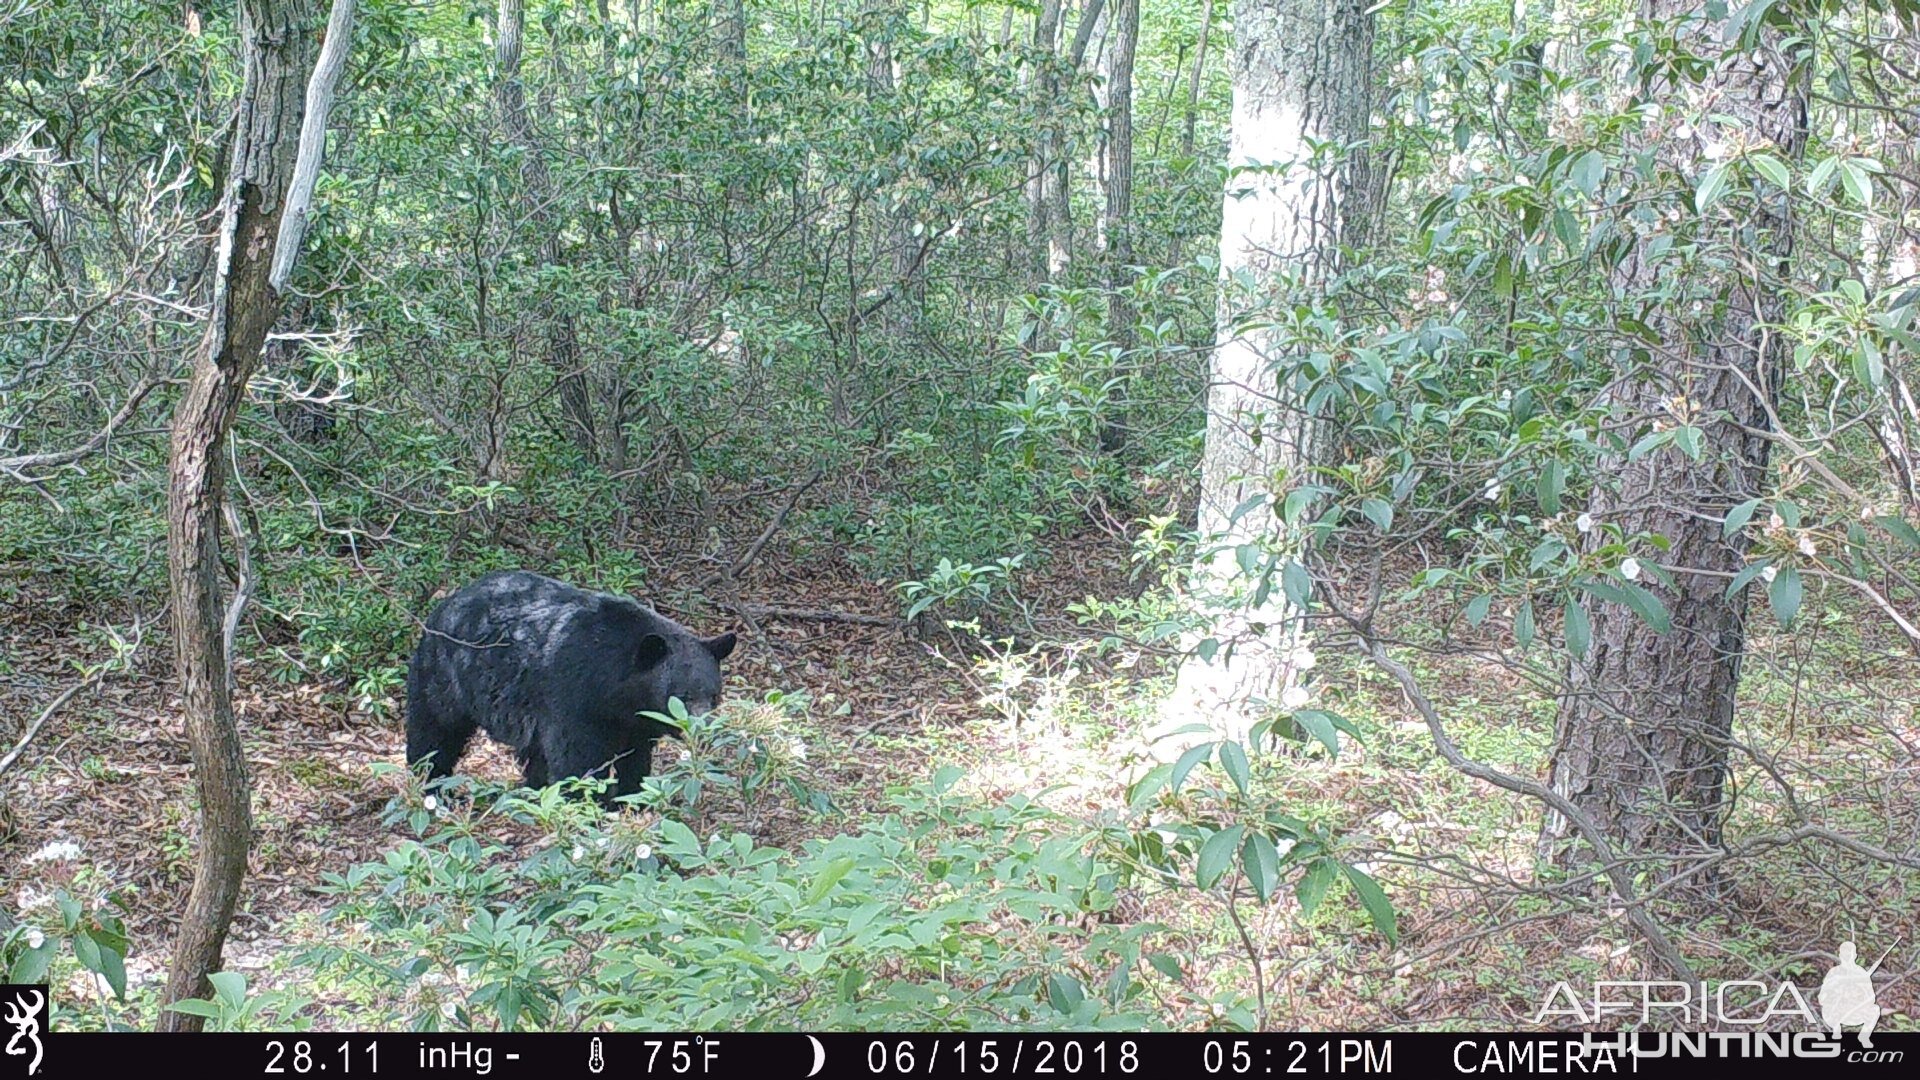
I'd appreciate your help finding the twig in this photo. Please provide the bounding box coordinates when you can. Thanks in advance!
[221,495,257,697]
[699,467,824,589]
[0,672,106,778]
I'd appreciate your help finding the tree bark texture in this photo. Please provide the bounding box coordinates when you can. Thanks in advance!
[1541,3,1808,882]
[1160,0,1374,745]
[161,0,330,1031]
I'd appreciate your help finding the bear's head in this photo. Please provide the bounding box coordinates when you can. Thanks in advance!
[629,625,737,730]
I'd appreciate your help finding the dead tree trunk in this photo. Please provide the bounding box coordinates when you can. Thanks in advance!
[1540,3,1809,886]
[161,0,352,1031]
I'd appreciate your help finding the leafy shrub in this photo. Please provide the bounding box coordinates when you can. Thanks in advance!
[309,771,1164,1031]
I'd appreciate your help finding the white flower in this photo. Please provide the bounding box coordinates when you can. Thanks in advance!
[1620,558,1642,581]
[634,843,654,862]
[1797,535,1817,557]
[1281,685,1311,710]
[1483,482,1504,502]
[788,737,810,762]
[23,928,45,950]
[423,795,438,812]
[1576,513,1594,534]
[1210,1002,1227,1018]
[1289,646,1317,672]
[1761,565,1778,583]
[26,841,82,864]
[440,1000,458,1019]
[571,845,586,861]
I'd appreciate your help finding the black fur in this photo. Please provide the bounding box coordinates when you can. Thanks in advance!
[405,570,737,804]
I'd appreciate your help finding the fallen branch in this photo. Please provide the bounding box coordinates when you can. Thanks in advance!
[699,467,824,590]
[0,671,106,779]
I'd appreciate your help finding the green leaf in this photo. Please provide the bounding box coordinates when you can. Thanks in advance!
[1840,161,1873,208]
[1218,740,1250,794]
[932,765,964,794]
[1047,973,1086,1015]
[658,818,701,856]
[804,856,857,905]
[1342,864,1399,944]
[9,939,55,984]
[1726,559,1772,598]
[1564,598,1591,659]
[1170,742,1216,793]
[1723,498,1763,538]
[1295,858,1335,916]
[1875,515,1920,551]
[1291,709,1343,758]
[1536,459,1565,515]
[1695,162,1731,210]
[1242,833,1284,903]
[1359,497,1394,532]
[1147,953,1185,981]
[1464,593,1493,627]
[1282,561,1311,609]
[1808,155,1839,196]
[1571,149,1606,196]
[1197,825,1246,890]
[164,1000,225,1020]
[1514,599,1536,649]
[1748,153,1790,189]
[1769,565,1803,627]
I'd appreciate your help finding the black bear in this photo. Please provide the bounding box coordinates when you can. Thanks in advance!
[405,570,737,804]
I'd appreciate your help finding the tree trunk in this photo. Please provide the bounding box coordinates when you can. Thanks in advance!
[1180,0,1216,158]
[1025,0,1064,285]
[713,0,746,62]
[1540,3,1808,884]
[494,0,596,458]
[1099,0,1137,452]
[1158,0,1374,747]
[161,0,351,1031]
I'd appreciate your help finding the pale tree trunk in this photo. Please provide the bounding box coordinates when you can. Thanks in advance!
[1099,0,1137,452]
[495,0,597,459]
[1158,0,1374,748]
[1864,16,1920,511]
[863,4,919,328]
[713,0,746,62]
[1540,3,1808,884]
[1180,0,1215,158]
[1026,0,1064,285]
[161,0,352,1031]
[1043,0,1107,280]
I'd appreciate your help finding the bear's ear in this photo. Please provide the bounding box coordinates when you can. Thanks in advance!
[635,633,671,671]
[703,631,738,662]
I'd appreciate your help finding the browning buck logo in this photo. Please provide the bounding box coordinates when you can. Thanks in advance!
[1,985,44,1077]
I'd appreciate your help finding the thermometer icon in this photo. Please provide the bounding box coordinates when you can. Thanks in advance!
[588,1036,605,1074]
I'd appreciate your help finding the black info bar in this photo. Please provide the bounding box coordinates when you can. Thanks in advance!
[23,1030,1911,1078]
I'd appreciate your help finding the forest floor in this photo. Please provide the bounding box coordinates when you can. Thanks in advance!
[4,524,1917,1031]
